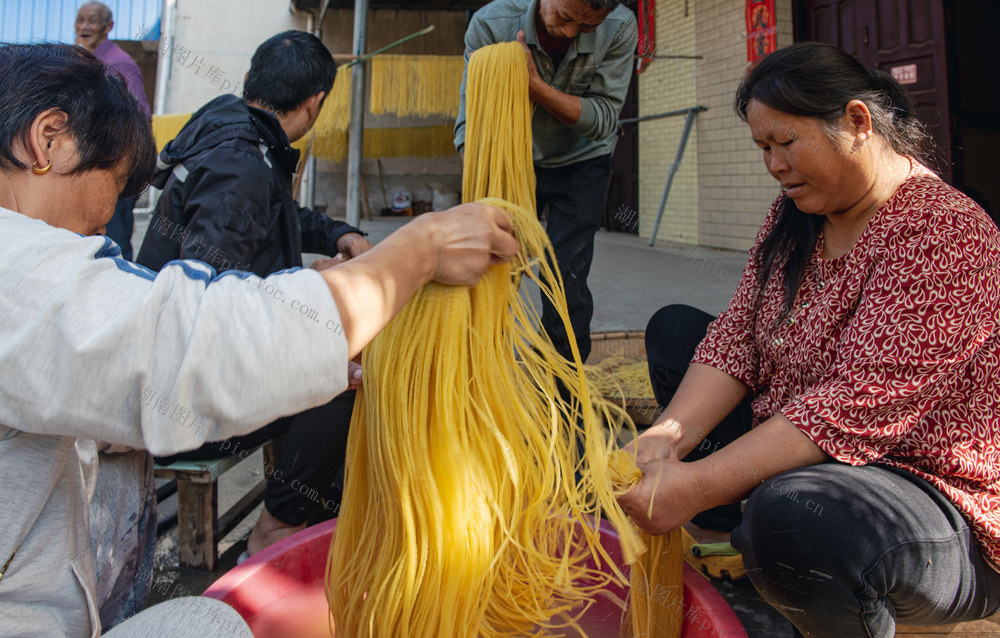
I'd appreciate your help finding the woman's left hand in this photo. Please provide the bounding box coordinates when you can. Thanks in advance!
[616,456,708,535]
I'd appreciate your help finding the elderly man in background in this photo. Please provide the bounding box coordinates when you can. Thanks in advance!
[75,0,150,260]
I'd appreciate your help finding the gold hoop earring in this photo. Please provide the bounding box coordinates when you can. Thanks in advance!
[32,160,52,175]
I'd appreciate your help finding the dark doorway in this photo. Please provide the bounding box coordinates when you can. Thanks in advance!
[948,0,1000,222]
[604,0,640,234]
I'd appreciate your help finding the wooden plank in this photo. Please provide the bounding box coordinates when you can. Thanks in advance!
[155,478,177,502]
[898,614,1000,636]
[160,443,273,570]
[176,479,218,571]
[154,454,246,483]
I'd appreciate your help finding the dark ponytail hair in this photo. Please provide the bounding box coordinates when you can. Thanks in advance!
[734,42,933,321]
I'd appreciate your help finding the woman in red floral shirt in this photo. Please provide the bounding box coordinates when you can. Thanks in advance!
[618,42,1000,636]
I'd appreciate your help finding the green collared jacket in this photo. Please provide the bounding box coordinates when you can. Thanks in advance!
[454,0,638,168]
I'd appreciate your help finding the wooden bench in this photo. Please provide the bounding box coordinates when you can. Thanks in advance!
[897,615,1000,637]
[154,443,274,571]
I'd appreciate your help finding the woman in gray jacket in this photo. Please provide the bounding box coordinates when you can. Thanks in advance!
[0,43,516,637]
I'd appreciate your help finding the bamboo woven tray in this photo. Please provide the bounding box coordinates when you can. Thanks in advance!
[586,331,661,426]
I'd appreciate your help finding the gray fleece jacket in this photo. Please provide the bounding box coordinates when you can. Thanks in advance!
[0,207,349,637]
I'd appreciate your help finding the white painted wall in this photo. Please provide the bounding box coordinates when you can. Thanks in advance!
[159,1,308,114]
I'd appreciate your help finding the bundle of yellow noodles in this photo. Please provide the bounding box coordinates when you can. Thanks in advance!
[370,54,465,118]
[608,452,683,638]
[326,41,644,637]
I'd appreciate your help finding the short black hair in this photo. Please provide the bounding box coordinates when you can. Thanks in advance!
[243,31,337,114]
[581,0,621,9]
[0,43,155,198]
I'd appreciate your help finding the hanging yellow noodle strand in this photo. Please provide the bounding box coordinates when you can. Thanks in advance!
[464,40,681,637]
[326,41,679,638]
[326,41,640,637]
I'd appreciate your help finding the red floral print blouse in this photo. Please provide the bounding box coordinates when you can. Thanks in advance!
[693,161,1000,569]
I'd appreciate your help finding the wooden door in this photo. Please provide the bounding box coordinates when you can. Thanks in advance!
[801,0,952,180]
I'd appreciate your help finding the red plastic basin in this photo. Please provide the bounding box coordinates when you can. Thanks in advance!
[204,518,747,637]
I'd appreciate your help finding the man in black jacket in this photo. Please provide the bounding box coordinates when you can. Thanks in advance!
[137,31,370,555]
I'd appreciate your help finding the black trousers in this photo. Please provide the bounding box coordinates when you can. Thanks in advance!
[155,390,354,526]
[645,304,1000,637]
[645,304,753,531]
[535,154,612,363]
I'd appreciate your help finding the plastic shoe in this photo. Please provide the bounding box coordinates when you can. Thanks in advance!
[681,527,746,581]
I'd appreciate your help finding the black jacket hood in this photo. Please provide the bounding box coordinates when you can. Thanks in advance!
[152,95,300,188]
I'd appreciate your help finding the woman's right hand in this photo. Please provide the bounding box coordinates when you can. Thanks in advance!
[413,203,520,286]
[318,202,519,359]
[627,414,686,464]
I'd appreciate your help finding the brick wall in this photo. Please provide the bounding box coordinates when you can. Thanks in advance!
[694,0,794,251]
[637,0,699,245]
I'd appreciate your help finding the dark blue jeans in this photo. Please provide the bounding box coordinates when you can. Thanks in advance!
[535,154,612,363]
[645,304,1000,636]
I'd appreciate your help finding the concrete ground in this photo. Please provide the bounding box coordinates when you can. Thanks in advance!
[135,212,796,636]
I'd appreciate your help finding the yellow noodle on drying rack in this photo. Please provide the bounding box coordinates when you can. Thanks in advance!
[299,63,461,161]
[308,55,463,138]
[370,54,465,118]
[309,67,353,135]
